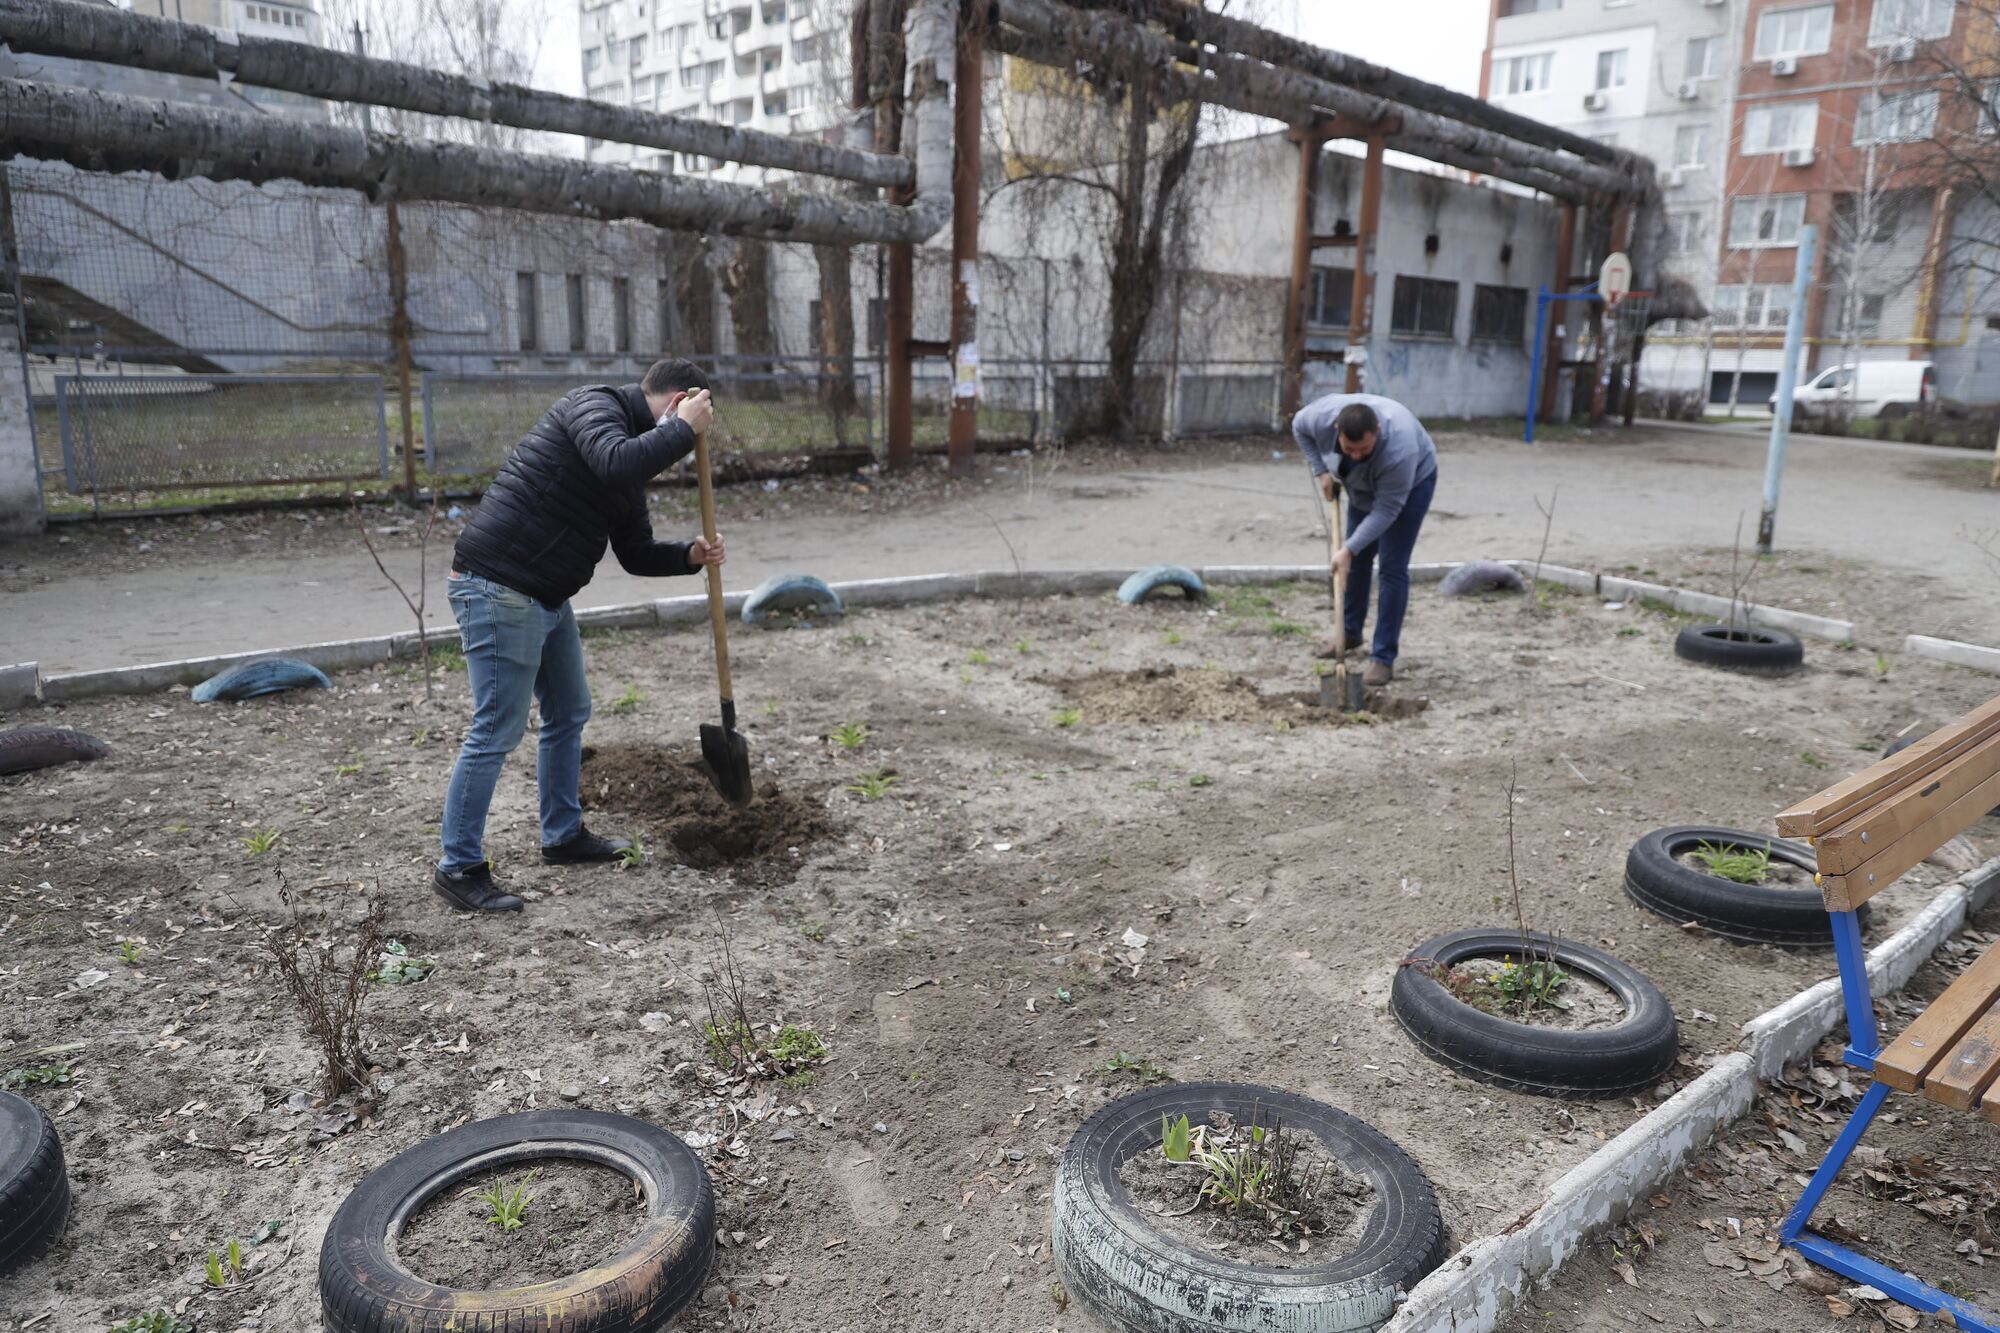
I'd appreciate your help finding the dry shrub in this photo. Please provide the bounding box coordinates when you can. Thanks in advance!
[264,884,386,1102]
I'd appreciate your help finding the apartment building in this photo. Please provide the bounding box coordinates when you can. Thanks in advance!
[576,0,842,180]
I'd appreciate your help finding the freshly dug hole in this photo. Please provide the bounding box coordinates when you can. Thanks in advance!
[579,742,836,882]
[395,1158,646,1290]
[1052,666,1428,726]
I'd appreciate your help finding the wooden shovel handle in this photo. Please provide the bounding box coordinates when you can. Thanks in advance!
[694,429,734,704]
[1329,488,1346,659]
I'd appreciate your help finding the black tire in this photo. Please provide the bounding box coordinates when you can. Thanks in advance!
[0,1091,71,1277]
[0,728,110,777]
[1390,930,1680,1100]
[1673,623,1803,676]
[1624,825,1859,947]
[318,1110,714,1333]
[1051,1082,1445,1333]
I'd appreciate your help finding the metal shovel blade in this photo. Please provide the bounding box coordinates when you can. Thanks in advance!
[699,704,753,807]
[1318,665,1367,713]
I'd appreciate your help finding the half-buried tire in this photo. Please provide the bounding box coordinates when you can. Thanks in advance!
[1673,623,1803,675]
[1051,1082,1445,1333]
[0,727,110,777]
[0,1091,71,1276]
[1391,930,1680,1099]
[319,1109,714,1333]
[1624,825,1859,947]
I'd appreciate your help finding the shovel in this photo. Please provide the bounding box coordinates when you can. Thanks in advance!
[1319,488,1367,713]
[692,427,753,806]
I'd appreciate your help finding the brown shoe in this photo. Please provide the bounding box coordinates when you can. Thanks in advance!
[1363,659,1393,688]
[1313,637,1365,661]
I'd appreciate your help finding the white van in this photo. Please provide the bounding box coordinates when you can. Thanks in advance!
[1780,360,1936,420]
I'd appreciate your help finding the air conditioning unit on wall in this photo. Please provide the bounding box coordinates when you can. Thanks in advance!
[1663,167,1689,188]
[1677,80,1702,100]
[1772,56,1799,76]
[1583,90,1610,111]
[1783,146,1816,167]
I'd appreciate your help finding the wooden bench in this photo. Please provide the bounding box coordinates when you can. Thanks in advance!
[1767,694,2000,1332]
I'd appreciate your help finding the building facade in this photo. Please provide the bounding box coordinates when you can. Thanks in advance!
[576,0,845,180]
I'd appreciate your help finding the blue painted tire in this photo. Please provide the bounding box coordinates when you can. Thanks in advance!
[1117,565,1206,605]
[741,574,844,626]
[192,658,332,703]
[1438,561,1524,597]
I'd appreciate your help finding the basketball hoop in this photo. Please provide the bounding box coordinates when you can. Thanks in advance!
[1599,252,1633,309]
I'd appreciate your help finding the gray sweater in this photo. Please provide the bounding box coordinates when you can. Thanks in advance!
[1292,392,1439,557]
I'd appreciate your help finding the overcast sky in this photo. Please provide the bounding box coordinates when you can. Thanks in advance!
[530,2,1491,101]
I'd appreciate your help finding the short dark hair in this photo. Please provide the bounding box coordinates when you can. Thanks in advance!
[1336,402,1378,443]
[641,357,709,397]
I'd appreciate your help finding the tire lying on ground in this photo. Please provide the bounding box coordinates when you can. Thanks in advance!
[1051,1081,1445,1333]
[0,1091,72,1276]
[1391,930,1680,1099]
[319,1109,714,1333]
[1673,623,1804,675]
[192,657,332,703]
[0,727,110,777]
[1623,825,1859,947]
[1437,560,1525,597]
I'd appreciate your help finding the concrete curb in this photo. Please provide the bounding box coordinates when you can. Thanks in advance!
[0,662,38,711]
[1382,855,2000,1333]
[1597,574,1855,644]
[1905,634,2000,676]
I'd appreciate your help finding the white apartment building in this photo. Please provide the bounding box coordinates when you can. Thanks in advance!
[577,0,845,181]
[1485,0,1743,398]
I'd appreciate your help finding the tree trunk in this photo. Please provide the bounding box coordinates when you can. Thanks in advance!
[813,243,858,444]
[721,238,776,399]
[676,239,718,358]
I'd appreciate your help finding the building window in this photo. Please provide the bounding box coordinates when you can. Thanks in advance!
[1309,266,1354,328]
[1856,293,1886,337]
[657,277,675,349]
[1492,52,1554,96]
[1390,276,1458,339]
[566,273,587,352]
[763,0,787,20]
[1673,124,1707,167]
[1595,48,1628,90]
[1855,90,1939,144]
[1711,283,1794,329]
[1755,4,1833,59]
[1666,211,1702,254]
[1684,35,1721,80]
[1471,285,1529,343]
[765,90,787,116]
[1835,192,1903,243]
[1727,194,1808,248]
[1742,100,1818,154]
[1982,80,2000,135]
[516,272,539,352]
[793,34,821,62]
[630,39,644,67]
[1497,0,1562,14]
[612,277,632,354]
[1869,0,1954,44]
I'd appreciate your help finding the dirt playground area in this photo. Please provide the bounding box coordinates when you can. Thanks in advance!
[4,571,1999,1332]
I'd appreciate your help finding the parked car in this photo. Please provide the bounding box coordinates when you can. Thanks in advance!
[1776,359,1936,420]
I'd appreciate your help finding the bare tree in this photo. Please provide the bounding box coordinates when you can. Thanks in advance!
[316,0,553,150]
[354,489,443,699]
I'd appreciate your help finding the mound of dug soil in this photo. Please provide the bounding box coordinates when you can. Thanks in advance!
[1053,667,1427,727]
[580,742,837,883]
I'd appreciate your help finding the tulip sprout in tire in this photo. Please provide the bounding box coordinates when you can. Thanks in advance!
[1051,1082,1445,1333]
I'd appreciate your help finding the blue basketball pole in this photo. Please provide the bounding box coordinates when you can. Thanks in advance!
[1757,223,1817,554]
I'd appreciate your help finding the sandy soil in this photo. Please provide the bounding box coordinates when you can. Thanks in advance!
[2,574,1996,1332]
[397,1158,647,1289]
[1498,907,2000,1333]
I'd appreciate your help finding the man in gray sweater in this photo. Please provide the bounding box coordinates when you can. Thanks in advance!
[1292,392,1440,686]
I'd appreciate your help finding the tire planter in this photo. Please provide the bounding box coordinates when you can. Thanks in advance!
[319,1110,714,1333]
[0,1091,71,1276]
[1673,623,1804,676]
[1391,930,1680,1100]
[1117,565,1208,605]
[192,657,331,703]
[0,727,110,777]
[1624,825,1860,948]
[1051,1082,1445,1333]
[1437,560,1524,598]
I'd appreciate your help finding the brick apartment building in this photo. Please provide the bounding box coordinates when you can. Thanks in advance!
[1486,0,2000,406]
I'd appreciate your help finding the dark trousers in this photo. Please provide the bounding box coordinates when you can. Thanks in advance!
[1345,469,1437,668]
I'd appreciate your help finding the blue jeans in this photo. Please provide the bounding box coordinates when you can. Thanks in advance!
[1345,469,1437,668]
[438,571,591,873]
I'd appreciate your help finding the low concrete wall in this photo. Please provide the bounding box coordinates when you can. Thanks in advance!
[0,322,43,539]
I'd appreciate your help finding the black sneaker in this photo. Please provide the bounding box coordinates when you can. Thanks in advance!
[432,862,523,913]
[541,825,633,865]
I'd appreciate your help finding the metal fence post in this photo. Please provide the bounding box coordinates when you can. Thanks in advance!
[55,375,76,495]
[375,375,391,480]
[1759,223,1818,554]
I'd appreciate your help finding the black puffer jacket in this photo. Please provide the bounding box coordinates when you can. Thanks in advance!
[454,384,699,608]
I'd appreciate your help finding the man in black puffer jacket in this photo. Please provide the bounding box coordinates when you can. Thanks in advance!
[434,358,721,913]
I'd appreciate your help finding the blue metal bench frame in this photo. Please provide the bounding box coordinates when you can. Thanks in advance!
[1779,909,2000,1332]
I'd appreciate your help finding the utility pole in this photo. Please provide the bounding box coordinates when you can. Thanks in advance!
[1758,224,1817,554]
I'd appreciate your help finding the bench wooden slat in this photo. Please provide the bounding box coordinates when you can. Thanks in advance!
[1776,696,2000,838]
[1983,1079,2000,1125]
[1814,732,2000,875]
[1876,941,2000,1092]
[1921,1006,2000,1111]
[1817,768,2000,911]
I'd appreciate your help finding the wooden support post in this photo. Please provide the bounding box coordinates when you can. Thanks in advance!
[1281,129,1319,418]
[874,9,914,472]
[1346,134,1386,395]
[946,0,983,478]
[1540,201,1575,422]
[1590,202,1631,425]
[385,195,416,496]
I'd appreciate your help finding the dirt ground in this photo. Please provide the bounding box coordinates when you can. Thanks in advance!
[3,572,1998,1332]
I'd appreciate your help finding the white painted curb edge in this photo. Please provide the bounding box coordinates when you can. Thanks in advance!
[1905,634,2000,677]
[1384,855,2000,1333]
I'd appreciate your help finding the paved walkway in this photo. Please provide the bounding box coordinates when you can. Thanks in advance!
[4,426,1995,674]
